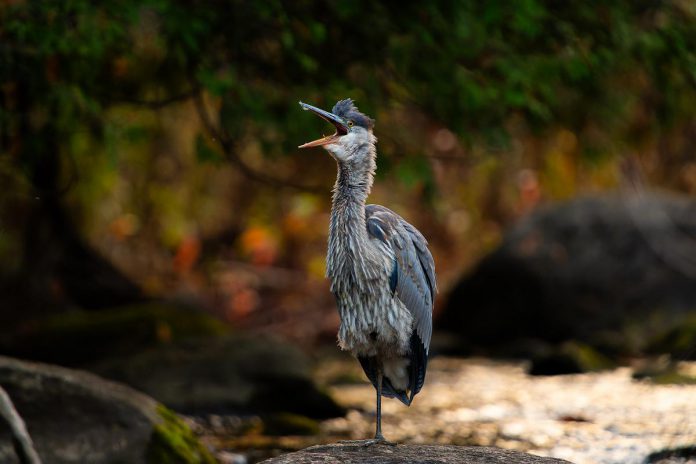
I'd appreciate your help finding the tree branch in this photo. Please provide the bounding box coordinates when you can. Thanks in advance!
[110,87,201,110]
[190,86,325,193]
[0,386,42,464]
[107,81,325,192]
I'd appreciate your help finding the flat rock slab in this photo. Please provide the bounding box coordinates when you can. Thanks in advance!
[261,442,572,463]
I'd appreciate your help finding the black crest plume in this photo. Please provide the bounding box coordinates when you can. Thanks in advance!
[332,98,375,129]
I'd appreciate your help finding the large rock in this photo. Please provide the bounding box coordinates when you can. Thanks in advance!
[92,334,345,419]
[648,445,696,464]
[439,193,696,358]
[0,355,214,464]
[260,442,571,463]
[0,304,344,419]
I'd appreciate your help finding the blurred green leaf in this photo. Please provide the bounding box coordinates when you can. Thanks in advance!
[195,135,223,164]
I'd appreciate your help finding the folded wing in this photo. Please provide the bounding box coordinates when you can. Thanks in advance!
[363,204,436,402]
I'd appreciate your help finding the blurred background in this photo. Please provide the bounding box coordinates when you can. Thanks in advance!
[1,1,696,464]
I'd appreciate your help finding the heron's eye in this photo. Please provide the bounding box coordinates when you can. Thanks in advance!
[348,120,354,127]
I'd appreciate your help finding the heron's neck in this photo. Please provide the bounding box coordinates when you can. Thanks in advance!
[329,148,376,249]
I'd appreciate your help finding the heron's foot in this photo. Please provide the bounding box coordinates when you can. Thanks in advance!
[364,436,397,447]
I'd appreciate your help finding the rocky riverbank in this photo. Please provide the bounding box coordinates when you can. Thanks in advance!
[195,356,696,464]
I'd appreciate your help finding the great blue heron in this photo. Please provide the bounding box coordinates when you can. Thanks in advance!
[299,99,436,442]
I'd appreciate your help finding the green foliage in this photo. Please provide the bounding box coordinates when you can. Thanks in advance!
[195,135,223,164]
[4,1,696,168]
[2,0,696,296]
[0,304,229,365]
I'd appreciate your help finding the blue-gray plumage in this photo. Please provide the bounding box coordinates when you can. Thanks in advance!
[299,99,436,442]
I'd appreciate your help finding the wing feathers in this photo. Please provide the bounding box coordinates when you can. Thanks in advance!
[363,204,436,404]
[365,204,436,352]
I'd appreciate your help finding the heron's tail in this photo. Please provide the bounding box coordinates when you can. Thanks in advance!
[408,332,428,401]
[357,333,428,406]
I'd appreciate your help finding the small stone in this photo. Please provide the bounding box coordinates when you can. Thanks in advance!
[218,451,248,464]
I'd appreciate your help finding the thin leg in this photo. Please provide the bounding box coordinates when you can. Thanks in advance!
[375,367,384,441]
[341,364,395,447]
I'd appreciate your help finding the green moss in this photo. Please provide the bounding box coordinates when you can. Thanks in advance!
[648,372,696,385]
[647,316,696,359]
[529,341,615,375]
[633,362,696,385]
[262,413,320,436]
[565,341,615,372]
[1,303,229,365]
[146,405,217,464]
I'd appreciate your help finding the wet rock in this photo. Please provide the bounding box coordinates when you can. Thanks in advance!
[440,193,696,360]
[0,355,214,464]
[647,445,696,464]
[260,442,572,463]
[92,334,345,419]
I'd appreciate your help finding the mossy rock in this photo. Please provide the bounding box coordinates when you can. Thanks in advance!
[0,304,344,421]
[147,405,216,464]
[529,341,615,375]
[646,315,696,359]
[638,370,696,385]
[0,355,214,464]
[0,303,229,366]
[261,413,320,436]
[632,358,696,385]
[92,333,346,419]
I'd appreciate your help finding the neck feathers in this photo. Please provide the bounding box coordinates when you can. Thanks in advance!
[326,138,377,280]
[331,137,377,204]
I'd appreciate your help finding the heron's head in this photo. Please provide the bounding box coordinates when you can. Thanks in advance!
[298,99,375,164]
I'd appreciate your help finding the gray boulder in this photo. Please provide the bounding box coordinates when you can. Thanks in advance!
[91,334,345,419]
[260,442,572,463]
[0,304,344,419]
[0,355,214,464]
[439,193,696,358]
[648,445,696,464]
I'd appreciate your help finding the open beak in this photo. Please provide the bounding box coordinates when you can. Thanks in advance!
[298,101,350,148]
